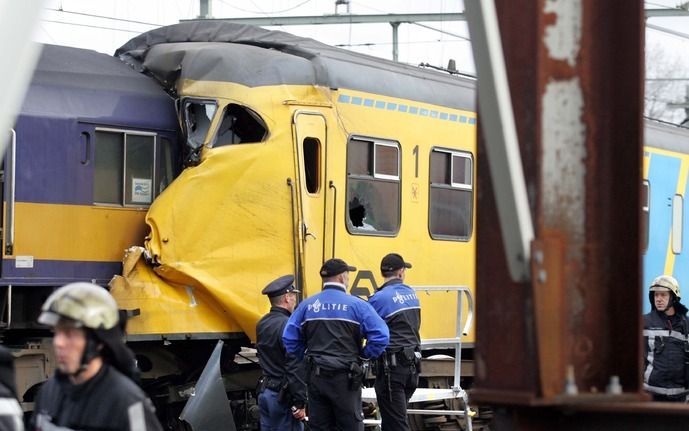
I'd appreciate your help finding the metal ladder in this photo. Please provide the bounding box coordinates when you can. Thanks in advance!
[362,285,476,430]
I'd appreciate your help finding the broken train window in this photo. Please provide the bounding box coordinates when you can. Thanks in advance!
[346,137,400,235]
[182,99,217,150]
[212,103,268,147]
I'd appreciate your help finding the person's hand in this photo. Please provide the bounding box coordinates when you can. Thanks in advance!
[292,408,306,420]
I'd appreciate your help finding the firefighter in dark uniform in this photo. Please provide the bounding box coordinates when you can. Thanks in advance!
[643,274,689,402]
[368,253,421,430]
[256,275,307,431]
[30,282,162,431]
[283,258,390,431]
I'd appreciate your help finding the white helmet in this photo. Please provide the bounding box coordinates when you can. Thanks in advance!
[649,275,680,299]
[39,282,119,330]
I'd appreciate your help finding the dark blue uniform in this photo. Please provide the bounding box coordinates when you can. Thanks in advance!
[368,278,421,431]
[283,282,389,431]
[256,306,307,431]
[643,310,689,401]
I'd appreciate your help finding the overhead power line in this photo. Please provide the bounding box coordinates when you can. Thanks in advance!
[216,0,312,16]
[44,7,162,27]
[646,78,689,81]
[41,19,144,34]
[411,22,470,42]
[647,22,689,40]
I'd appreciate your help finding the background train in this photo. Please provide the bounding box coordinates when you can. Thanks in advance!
[1,43,182,413]
[643,120,689,311]
[1,20,687,430]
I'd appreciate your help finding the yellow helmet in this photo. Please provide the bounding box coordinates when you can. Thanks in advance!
[38,282,119,330]
[650,275,681,299]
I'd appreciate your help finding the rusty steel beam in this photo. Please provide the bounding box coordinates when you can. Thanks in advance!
[472,0,649,425]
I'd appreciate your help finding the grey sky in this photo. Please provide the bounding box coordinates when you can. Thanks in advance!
[35,0,689,121]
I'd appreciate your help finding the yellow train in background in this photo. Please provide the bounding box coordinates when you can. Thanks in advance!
[111,22,478,354]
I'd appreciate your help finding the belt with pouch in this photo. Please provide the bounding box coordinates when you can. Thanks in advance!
[263,377,284,391]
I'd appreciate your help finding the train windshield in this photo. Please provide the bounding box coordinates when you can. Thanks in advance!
[211,104,267,147]
[182,99,217,150]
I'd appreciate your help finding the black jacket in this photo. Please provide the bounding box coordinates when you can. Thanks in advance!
[368,279,421,353]
[31,364,162,431]
[0,384,22,431]
[256,306,307,407]
[643,309,689,398]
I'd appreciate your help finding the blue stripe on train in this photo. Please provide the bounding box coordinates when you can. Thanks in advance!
[0,259,121,286]
[643,153,680,312]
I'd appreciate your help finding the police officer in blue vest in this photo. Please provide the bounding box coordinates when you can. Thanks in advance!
[368,253,421,431]
[256,275,307,431]
[283,258,389,431]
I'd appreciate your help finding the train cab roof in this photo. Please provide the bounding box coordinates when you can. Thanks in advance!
[21,44,177,131]
[115,21,475,112]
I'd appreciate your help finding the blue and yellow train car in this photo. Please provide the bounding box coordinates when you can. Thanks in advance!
[110,22,478,352]
[643,120,689,311]
[1,44,180,329]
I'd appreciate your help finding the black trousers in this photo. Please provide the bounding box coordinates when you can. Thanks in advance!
[308,371,364,431]
[374,367,418,431]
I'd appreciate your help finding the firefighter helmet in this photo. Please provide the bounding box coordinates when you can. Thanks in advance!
[38,282,119,330]
[649,275,681,299]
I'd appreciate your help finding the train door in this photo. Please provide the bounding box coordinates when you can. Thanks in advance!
[293,112,327,297]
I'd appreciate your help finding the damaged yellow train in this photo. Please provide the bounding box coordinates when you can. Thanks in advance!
[93,25,477,426]
[110,21,478,355]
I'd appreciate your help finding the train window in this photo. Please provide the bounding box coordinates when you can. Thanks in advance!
[212,104,268,147]
[124,135,155,206]
[303,138,321,194]
[346,137,400,235]
[429,149,473,240]
[672,193,683,254]
[94,132,124,204]
[157,138,175,196]
[94,129,160,207]
[183,99,217,150]
[642,181,649,252]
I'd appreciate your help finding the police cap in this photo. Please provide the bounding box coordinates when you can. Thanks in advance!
[320,258,357,277]
[381,253,412,272]
[262,275,300,297]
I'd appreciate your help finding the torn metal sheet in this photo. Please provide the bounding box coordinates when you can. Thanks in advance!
[180,340,236,431]
[115,21,475,111]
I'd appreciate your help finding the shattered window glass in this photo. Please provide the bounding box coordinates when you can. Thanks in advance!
[183,99,217,150]
[346,138,400,235]
[212,104,268,147]
[429,149,473,240]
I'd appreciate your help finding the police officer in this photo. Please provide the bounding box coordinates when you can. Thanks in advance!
[31,282,163,431]
[368,253,421,430]
[256,275,307,430]
[0,346,23,431]
[643,275,689,402]
[283,258,389,431]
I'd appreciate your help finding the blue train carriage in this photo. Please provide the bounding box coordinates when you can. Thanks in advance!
[2,44,180,401]
[110,20,477,393]
[643,120,689,312]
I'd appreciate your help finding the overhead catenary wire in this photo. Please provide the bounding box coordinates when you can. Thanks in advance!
[44,7,163,27]
[647,22,689,40]
[41,19,146,34]
[411,22,470,42]
[216,0,312,15]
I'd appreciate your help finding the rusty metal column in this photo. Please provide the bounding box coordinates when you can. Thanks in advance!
[469,0,688,428]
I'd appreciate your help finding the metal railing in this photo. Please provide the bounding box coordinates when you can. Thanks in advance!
[362,285,475,430]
